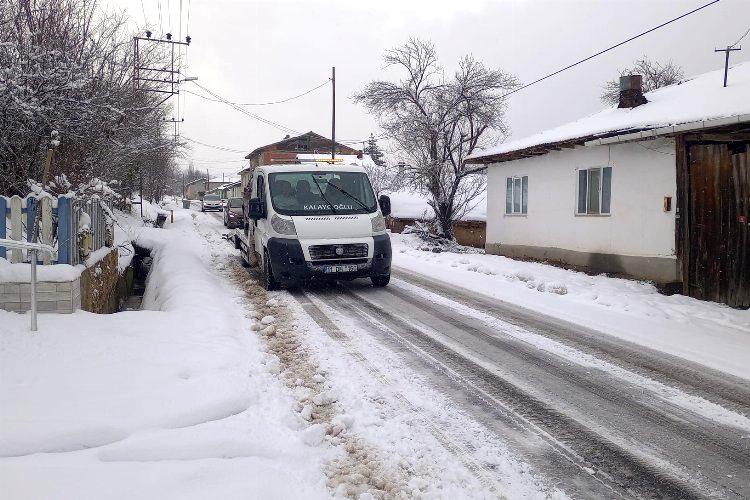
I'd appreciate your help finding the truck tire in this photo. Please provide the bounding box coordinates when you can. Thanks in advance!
[371,274,390,287]
[263,250,279,291]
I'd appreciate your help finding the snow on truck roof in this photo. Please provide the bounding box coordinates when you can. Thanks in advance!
[468,61,750,164]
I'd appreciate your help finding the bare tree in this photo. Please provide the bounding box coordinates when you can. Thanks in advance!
[354,38,517,239]
[601,56,684,105]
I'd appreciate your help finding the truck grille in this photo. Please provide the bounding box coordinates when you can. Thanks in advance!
[308,243,368,260]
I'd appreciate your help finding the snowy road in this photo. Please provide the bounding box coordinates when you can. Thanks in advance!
[290,274,750,499]
[205,212,750,498]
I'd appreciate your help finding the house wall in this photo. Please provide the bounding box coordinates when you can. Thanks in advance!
[485,139,679,282]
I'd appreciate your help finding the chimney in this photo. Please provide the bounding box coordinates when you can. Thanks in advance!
[618,74,648,108]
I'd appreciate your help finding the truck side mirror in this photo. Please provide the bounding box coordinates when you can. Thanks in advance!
[378,195,391,217]
[247,198,266,220]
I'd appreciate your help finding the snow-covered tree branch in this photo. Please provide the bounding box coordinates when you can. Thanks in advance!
[0,0,180,199]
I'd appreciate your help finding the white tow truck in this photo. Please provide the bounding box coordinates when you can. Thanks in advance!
[233,162,392,290]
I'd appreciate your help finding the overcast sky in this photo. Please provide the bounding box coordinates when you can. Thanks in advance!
[109,0,750,179]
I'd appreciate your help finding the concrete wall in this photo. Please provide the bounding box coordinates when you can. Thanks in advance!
[80,248,121,313]
[0,278,81,313]
[0,247,125,315]
[485,139,679,282]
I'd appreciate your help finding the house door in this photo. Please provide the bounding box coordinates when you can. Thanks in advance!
[686,142,750,307]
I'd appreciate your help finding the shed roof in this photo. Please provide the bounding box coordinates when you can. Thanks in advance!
[468,61,750,164]
[244,131,360,159]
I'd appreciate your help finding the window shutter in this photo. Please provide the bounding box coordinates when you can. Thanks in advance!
[521,176,528,214]
[601,167,612,214]
[506,177,512,214]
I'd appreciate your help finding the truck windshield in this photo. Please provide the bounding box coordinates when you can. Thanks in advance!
[268,171,377,216]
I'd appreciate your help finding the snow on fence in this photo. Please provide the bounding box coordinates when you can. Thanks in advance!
[0,193,113,266]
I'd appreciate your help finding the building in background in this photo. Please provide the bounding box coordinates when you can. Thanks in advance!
[469,63,750,307]
[238,131,362,193]
[184,178,226,200]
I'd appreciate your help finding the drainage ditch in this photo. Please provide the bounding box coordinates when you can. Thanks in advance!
[121,243,152,311]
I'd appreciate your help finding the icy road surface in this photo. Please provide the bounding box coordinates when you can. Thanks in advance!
[207,212,750,499]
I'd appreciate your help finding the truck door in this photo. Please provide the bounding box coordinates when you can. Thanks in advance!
[254,174,267,264]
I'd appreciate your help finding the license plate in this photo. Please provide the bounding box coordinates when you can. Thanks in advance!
[323,264,358,273]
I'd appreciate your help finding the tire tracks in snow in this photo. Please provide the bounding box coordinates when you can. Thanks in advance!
[224,259,416,499]
[332,281,750,499]
[393,267,750,413]
[290,287,508,498]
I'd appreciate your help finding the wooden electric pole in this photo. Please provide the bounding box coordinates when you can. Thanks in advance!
[715,46,741,87]
[331,66,336,160]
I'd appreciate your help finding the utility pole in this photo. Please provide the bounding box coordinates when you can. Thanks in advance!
[140,172,144,218]
[715,46,741,87]
[331,66,336,160]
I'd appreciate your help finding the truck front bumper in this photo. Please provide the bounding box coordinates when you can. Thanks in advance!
[267,235,391,283]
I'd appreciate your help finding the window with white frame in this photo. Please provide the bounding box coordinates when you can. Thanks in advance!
[577,167,612,215]
[505,176,528,215]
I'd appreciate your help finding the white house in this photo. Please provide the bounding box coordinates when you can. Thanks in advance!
[468,63,750,307]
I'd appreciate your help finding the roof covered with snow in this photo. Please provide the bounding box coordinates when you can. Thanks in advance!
[386,189,486,222]
[468,61,750,164]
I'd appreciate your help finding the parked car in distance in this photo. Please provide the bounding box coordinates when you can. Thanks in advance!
[224,197,243,228]
[201,194,222,212]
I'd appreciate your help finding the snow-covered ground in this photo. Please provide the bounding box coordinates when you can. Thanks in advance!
[0,206,330,499]
[4,203,748,499]
[391,232,750,380]
[0,205,513,499]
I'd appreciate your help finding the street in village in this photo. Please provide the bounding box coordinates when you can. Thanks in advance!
[3,0,750,499]
[5,202,748,498]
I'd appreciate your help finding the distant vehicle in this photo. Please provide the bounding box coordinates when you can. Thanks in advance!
[234,162,392,290]
[224,197,243,228]
[201,194,221,212]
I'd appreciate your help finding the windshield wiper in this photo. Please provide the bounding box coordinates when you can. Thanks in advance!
[310,175,337,214]
[326,183,371,212]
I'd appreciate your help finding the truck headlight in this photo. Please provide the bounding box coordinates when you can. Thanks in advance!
[271,214,296,235]
[371,214,386,233]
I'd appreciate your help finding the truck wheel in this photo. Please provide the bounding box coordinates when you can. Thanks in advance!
[263,250,279,291]
[371,275,390,287]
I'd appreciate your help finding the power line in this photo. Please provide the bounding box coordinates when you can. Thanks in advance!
[729,26,750,48]
[157,0,163,34]
[501,0,721,99]
[182,80,329,106]
[186,0,192,36]
[139,0,148,25]
[188,81,299,134]
[182,136,248,154]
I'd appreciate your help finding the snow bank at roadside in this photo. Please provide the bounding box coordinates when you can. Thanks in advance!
[0,207,329,499]
[391,232,750,380]
[0,258,84,282]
